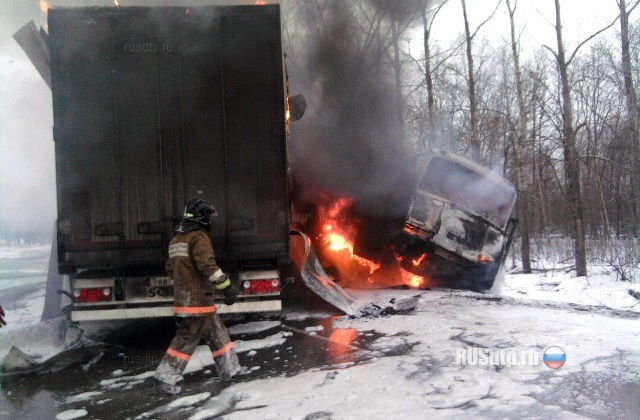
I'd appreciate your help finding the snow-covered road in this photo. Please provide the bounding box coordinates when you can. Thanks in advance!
[0,245,638,419]
[192,289,639,420]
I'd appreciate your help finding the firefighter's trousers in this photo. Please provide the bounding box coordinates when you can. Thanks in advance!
[154,313,240,386]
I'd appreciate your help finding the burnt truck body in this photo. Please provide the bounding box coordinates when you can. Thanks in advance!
[401,149,518,291]
[48,5,290,321]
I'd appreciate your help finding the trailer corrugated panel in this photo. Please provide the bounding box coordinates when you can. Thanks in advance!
[49,5,290,274]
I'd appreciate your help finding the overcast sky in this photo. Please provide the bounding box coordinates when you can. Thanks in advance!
[0,0,631,239]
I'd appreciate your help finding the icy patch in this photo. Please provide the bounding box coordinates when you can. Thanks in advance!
[233,332,288,353]
[228,321,281,335]
[55,409,88,420]
[136,392,211,419]
[111,369,125,376]
[65,391,103,404]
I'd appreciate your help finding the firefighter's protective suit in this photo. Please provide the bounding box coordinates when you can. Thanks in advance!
[154,201,240,390]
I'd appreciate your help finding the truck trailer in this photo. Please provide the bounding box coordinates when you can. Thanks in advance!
[47,5,291,321]
[17,6,515,323]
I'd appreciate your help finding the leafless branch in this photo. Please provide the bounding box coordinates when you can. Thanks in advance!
[566,17,621,65]
[542,44,558,59]
[470,0,502,40]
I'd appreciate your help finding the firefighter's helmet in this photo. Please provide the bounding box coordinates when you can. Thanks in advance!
[183,198,218,226]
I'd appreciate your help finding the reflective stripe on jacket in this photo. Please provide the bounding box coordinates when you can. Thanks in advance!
[165,229,223,315]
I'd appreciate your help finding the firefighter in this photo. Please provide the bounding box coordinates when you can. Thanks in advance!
[154,198,241,394]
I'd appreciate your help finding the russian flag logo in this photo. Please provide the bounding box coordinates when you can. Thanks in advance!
[543,346,566,369]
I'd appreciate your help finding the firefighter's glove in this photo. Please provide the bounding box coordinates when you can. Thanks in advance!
[223,281,239,306]
[214,274,239,306]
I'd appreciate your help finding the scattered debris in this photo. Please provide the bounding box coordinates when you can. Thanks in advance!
[354,296,420,318]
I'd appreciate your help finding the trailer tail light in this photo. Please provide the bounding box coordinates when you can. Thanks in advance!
[74,287,113,302]
[241,278,280,295]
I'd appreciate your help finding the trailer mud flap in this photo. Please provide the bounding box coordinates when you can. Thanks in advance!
[290,230,358,315]
[42,222,66,321]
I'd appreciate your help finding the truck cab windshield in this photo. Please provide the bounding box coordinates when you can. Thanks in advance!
[418,156,516,229]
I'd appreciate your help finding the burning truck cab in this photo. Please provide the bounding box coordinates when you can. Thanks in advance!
[401,150,518,291]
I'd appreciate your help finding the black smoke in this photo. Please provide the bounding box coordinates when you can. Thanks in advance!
[287,0,419,221]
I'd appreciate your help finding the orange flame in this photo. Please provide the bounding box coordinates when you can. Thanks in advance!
[114,0,120,7]
[316,198,380,287]
[316,197,427,289]
[400,268,425,288]
[255,0,267,4]
[412,253,427,267]
[39,0,50,17]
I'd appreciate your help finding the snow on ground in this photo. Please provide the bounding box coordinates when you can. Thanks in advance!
[2,245,640,418]
[499,261,640,312]
[55,408,88,420]
[0,316,97,368]
[136,392,212,419]
[184,346,216,375]
[65,391,104,404]
[181,289,639,419]
[0,245,49,329]
[233,332,291,354]
[99,371,156,390]
[0,244,51,260]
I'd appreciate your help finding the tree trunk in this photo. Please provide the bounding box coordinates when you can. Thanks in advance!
[390,19,405,142]
[421,1,435,146]
[619,0,640,238]
[505,0,532,273]
[461,0,481,162]
[554,0,587,276]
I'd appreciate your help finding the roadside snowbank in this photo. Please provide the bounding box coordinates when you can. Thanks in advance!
[502,263,640,312]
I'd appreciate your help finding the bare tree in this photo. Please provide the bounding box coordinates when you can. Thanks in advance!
[544,0,620,276]
[460,0,501,162]
[420,0,446,141]
[617,0,640,238]
[369,0,423,143]
[505,0,532,272]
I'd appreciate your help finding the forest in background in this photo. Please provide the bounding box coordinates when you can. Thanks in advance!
[282,0,639,279]
[1,0,638,280]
